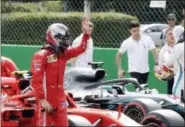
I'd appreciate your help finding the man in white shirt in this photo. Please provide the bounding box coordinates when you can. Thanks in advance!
[160,13,176,45]
[69,21,94,68]
[158,28,175,94]
[166,25,184,97]
[116,21,159,84]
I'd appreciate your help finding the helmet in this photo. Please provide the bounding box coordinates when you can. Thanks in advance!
[154,64,174,81]
[46,23,70,53]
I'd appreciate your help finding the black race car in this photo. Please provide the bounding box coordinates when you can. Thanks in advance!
[64,62,185,123]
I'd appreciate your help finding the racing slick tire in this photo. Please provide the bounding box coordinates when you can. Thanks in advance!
[141,109,184,127]
[123,98,161,123]
[68,115,92,126]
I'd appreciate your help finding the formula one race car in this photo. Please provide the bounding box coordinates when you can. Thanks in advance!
[64,62,185,123]
[67,91,184,127]
[0,74,140,126]
[1,76,37,126]
[1,73,184,126]
[0,76,139,126]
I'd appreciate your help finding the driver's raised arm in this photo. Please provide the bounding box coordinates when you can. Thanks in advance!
[65,33,90,60]
[65,17,91,60]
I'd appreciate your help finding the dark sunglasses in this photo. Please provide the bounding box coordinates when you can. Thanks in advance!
[168,18,175,21]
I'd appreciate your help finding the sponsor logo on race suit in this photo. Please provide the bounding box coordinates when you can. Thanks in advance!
[34,63,41,71]
[33,59,41,71]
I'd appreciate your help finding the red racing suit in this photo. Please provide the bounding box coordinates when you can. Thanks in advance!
[30,34,90,126]
[1,56,18,77]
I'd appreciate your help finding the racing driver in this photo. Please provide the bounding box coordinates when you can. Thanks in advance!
[30,18,91,126]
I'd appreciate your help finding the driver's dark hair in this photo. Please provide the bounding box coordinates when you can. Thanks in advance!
[128,21,140,30]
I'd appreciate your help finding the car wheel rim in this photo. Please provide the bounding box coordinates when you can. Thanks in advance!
[126,108,144,123]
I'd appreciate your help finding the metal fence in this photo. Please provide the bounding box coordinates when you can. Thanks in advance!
[1,0,184,48]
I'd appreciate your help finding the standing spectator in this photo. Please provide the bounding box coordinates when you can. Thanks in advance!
[116,21,159,84]
[166,25,184,97]
[160,13,177,45]
[69,21,94,68]
[158,28,175,94]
